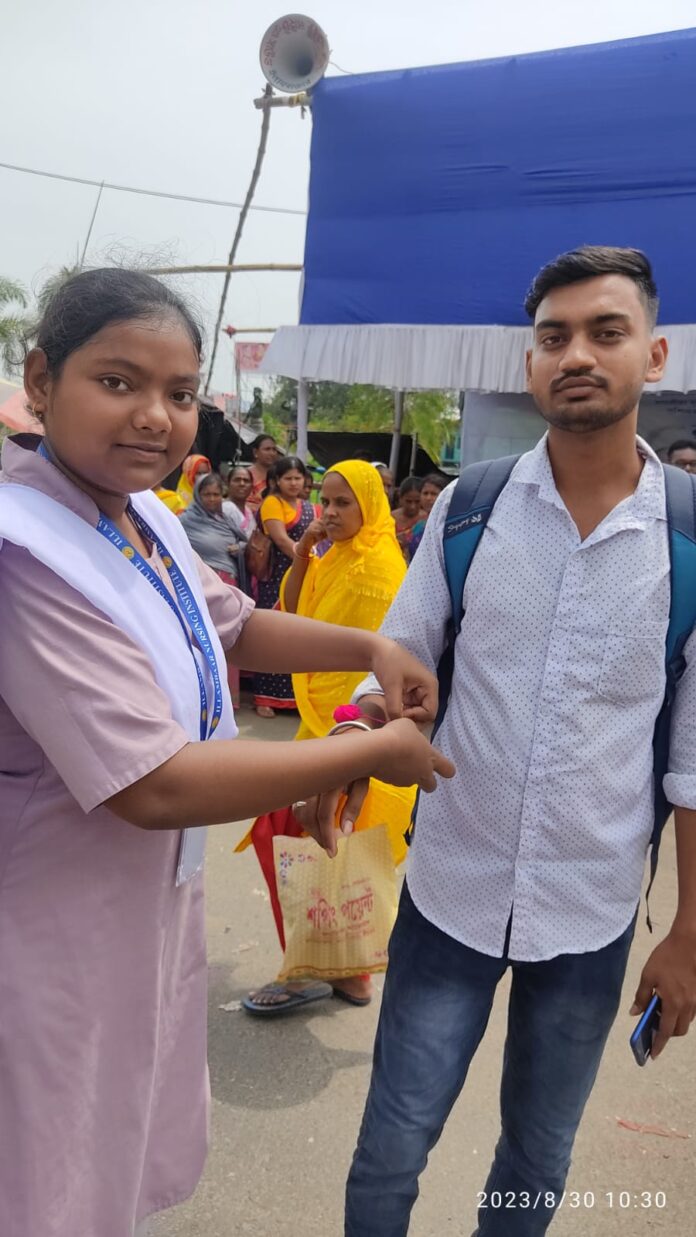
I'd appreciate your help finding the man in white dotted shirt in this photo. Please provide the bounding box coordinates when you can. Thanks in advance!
[335,248,696,1236]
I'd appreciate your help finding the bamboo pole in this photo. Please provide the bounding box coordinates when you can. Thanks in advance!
[224,327,277,334]
[80,180,104,268]
[205,86,274,395]
[150,263,302,275]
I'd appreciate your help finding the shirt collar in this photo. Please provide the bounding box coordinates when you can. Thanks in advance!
[511,431,666,526]
[0,434,101,527]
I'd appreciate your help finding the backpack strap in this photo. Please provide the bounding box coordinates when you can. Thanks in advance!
[435,454,520,735]
[407,454,519,844]
[648,463,696,927]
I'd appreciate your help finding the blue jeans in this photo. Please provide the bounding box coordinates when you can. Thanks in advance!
[345,883,636,1236]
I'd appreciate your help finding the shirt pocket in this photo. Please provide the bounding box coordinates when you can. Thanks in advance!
[597,623,666,704]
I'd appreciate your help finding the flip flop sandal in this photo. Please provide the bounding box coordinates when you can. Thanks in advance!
[242,980,333,1017]
[331,986,373,1007]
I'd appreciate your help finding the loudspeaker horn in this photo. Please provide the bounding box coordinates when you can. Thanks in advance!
[259,14,330,94]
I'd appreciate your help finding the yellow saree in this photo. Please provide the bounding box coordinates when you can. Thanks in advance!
[175,454,212,510]
[286,460,407,735]
[237,460,415,866]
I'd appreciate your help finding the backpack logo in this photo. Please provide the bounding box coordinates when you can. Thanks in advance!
[444,509,487,539]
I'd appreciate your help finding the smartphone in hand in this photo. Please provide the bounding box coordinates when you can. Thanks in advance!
[630,993,661,1066]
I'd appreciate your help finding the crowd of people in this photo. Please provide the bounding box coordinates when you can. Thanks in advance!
[158,446,448,1013]
[155,431,452,1017]
[1,246,696,1237]
[160,437,450,723]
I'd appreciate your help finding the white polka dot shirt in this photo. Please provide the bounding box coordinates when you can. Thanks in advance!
[357,434,696,961]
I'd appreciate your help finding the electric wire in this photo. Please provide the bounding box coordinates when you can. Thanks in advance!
[0,160,306,218]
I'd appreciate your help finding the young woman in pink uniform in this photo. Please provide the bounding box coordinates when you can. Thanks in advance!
[0,269,452,1237]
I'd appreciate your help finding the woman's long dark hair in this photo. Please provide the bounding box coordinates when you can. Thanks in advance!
[34,268,203,376]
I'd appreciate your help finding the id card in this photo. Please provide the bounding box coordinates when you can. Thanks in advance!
[176,826,208,886]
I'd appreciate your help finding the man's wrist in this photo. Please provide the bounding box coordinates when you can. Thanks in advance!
[356,694,388,726]
[333,703,387,730]
[670,914,696,941]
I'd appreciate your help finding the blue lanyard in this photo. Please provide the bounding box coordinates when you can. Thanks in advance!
[36,443,224,741]
[97,507,225,741]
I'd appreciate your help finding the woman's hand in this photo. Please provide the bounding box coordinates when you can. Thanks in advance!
[283,518,328,612]
[369,637,439,725]
[295,719,455,856]
[296,518,327,556]
[372,717,453,787]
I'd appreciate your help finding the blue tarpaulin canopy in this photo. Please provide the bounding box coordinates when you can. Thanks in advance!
[263,28,696,392]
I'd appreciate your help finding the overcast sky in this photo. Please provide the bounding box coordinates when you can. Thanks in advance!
[3,0,695,392]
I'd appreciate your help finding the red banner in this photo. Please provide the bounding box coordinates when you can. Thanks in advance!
[235,342,268,372]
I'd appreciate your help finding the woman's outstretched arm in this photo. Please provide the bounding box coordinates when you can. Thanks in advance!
[227,610,438,725]
[105,718,454,847]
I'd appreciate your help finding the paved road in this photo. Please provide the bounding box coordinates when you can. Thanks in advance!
[152,708,695,1236]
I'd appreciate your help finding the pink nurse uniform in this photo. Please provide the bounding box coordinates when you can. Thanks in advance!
[0,436,254,1237]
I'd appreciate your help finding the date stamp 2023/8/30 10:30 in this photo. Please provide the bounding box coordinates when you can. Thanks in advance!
[476,1189,668,1212]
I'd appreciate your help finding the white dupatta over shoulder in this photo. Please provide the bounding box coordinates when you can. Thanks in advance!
[0,485,237,745]
[0,483,238,878]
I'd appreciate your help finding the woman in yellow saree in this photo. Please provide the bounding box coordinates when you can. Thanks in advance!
[239,460,415,1015]
[175,453,212,509]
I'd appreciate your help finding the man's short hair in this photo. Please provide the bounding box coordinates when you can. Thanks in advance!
[524,245,659,326]
[667,439,696,458]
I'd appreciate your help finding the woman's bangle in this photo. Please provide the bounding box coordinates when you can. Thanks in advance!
[327,720,374,737]
[294,544,312,560]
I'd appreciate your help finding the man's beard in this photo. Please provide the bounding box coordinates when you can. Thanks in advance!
[537,386,641,435]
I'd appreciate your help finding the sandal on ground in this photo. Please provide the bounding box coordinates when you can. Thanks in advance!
[255,706,275,719]
[242,980,333,1017]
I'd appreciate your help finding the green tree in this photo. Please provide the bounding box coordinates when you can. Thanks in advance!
[263,376,458,463]
[404,389,459,461]
[334,384,456,461]
[0,276,29,376]
[265,377,353,428]
[263,377,354,450]
[307,380,353,424]
[264,376,298,429]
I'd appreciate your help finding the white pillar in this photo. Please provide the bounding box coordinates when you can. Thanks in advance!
[297,378,309,461]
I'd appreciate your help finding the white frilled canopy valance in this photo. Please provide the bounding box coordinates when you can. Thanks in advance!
[260,324,696,394]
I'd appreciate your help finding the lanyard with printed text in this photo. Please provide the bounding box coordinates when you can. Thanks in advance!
[95,505,224,741]
[36,440,224,740]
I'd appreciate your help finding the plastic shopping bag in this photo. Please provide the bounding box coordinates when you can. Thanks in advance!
[274,825,398,982]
